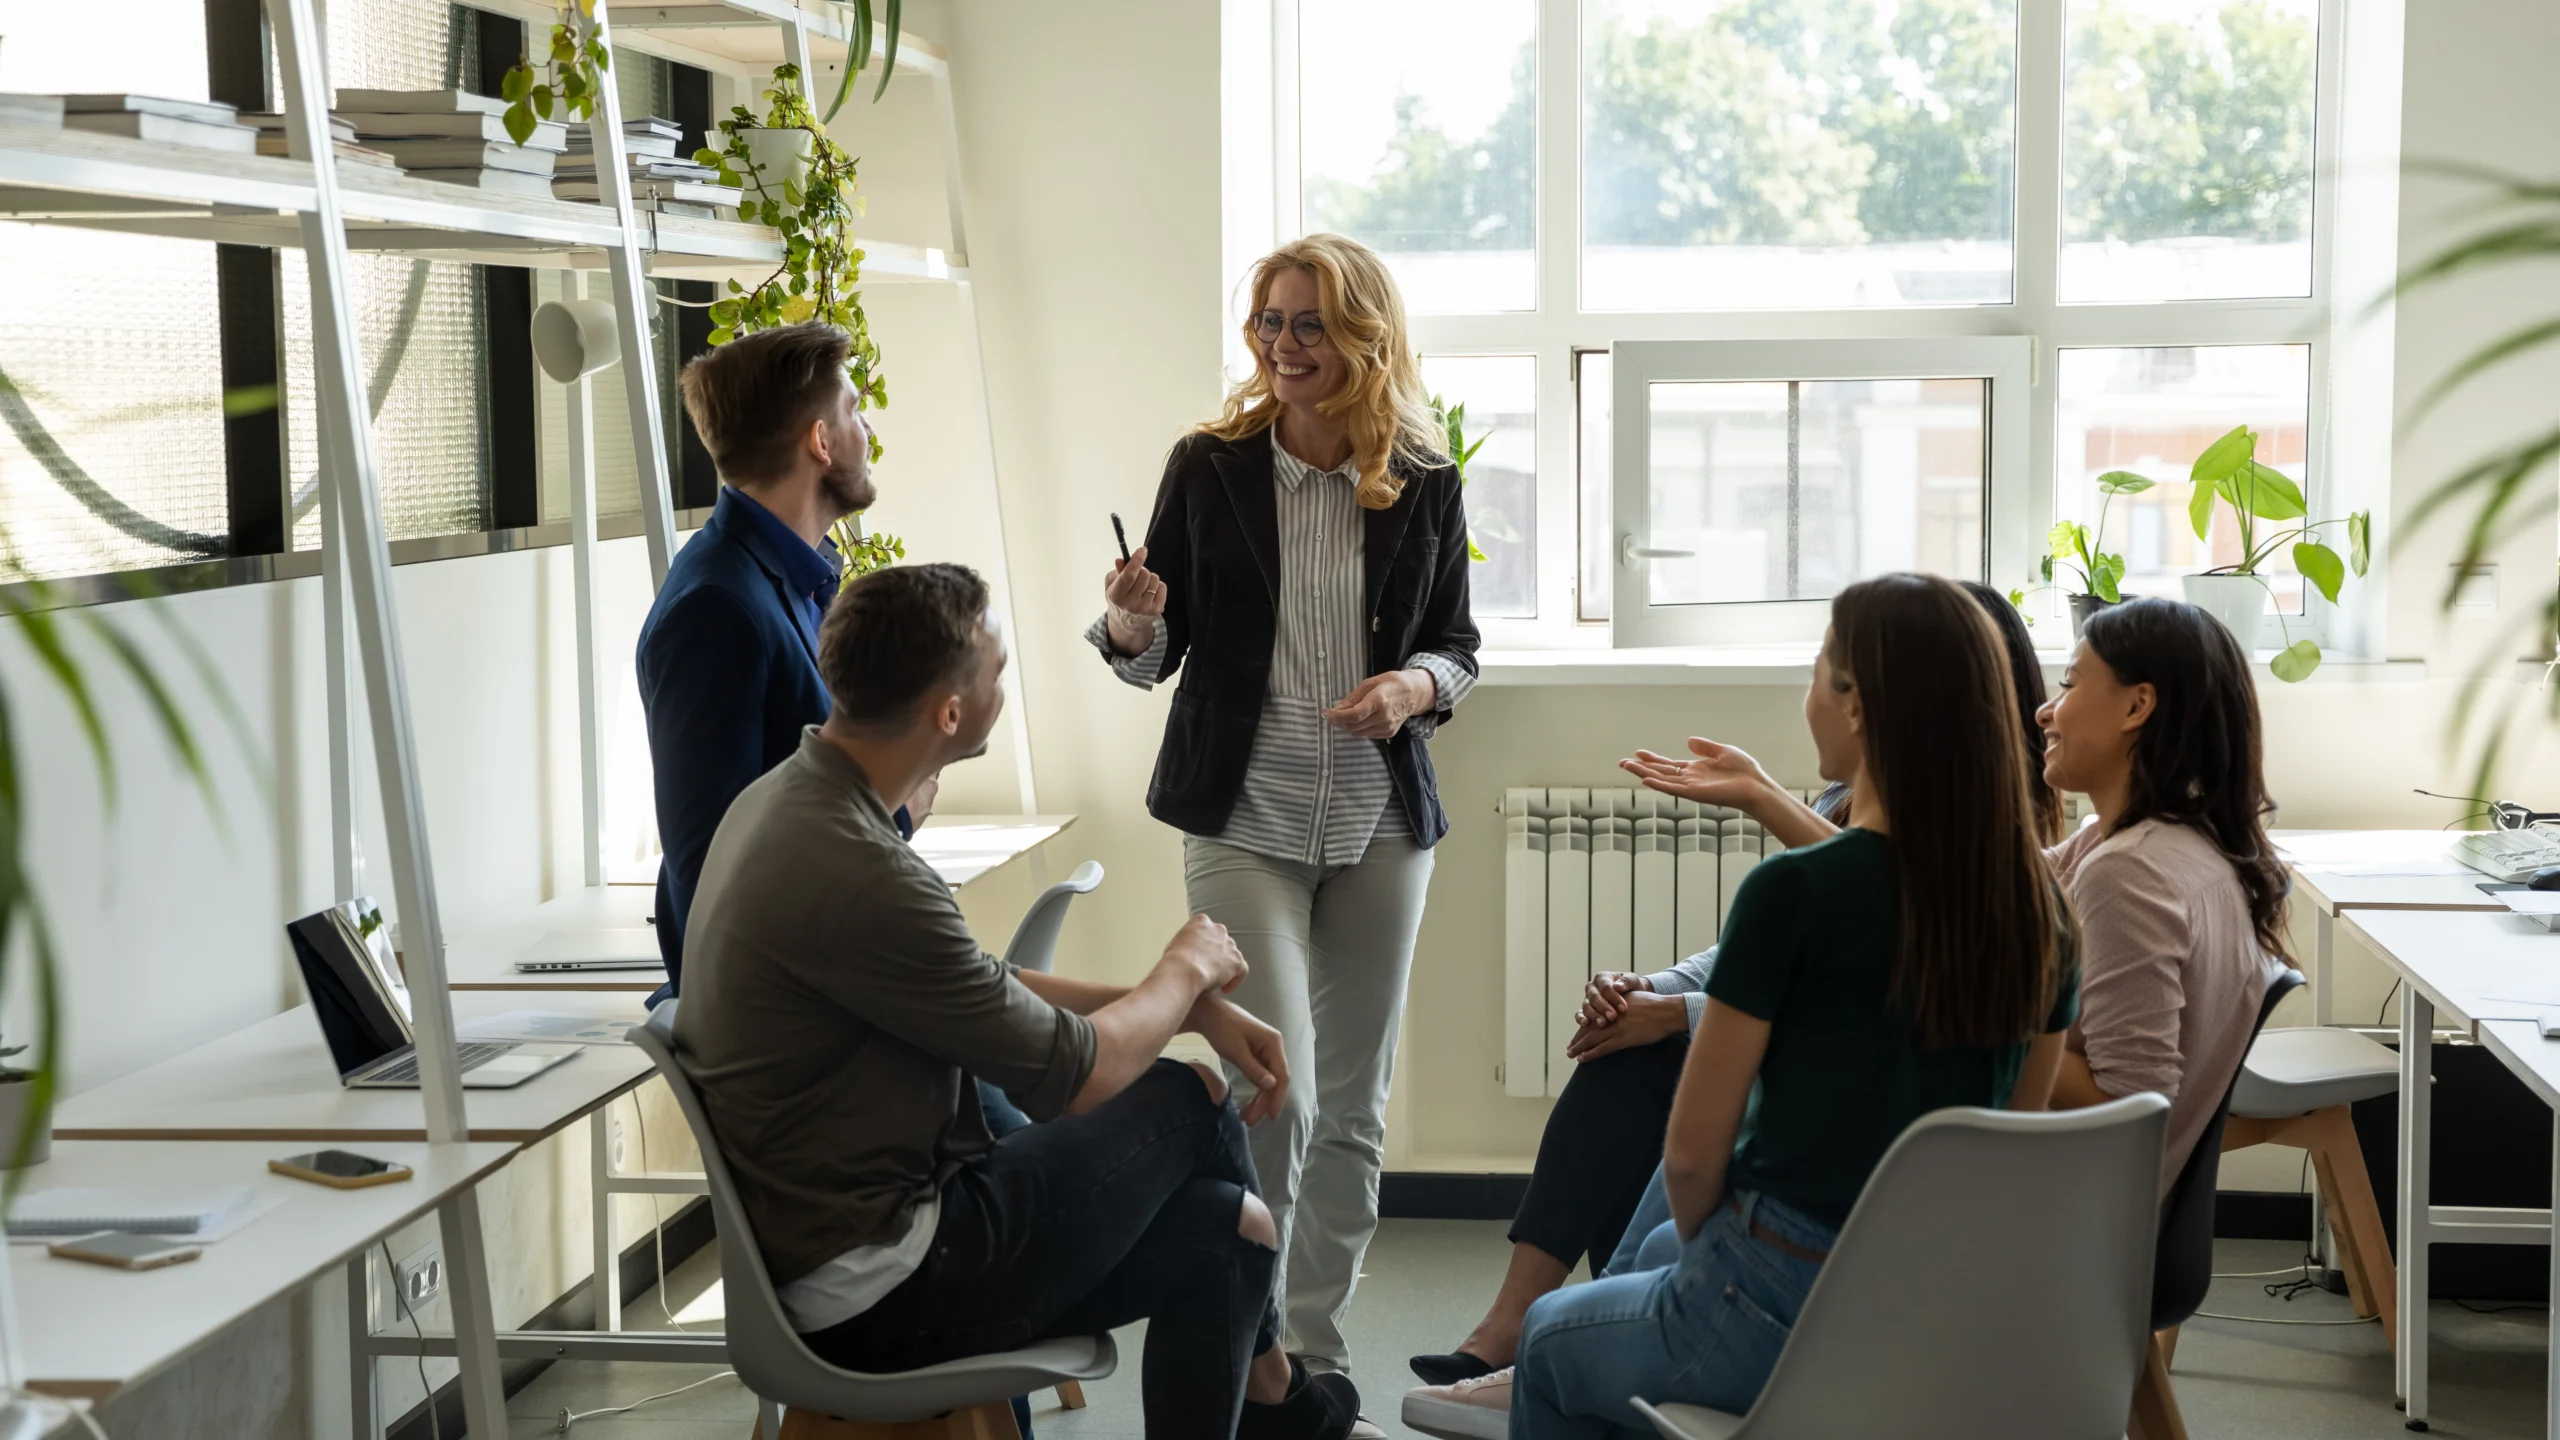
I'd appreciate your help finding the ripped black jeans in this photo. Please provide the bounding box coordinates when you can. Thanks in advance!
[803,1060,1281,1438]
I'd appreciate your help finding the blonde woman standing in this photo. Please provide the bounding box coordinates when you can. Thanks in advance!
[1092,234,1479,1386]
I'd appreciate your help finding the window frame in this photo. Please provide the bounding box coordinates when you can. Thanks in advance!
[1265,0,2362,656]
[1609,336,2030,647]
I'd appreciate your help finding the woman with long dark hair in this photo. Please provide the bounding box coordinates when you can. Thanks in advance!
[1409,574,2079,1437]
[1405,582,2061,1390]
[2037,597,2295,1193]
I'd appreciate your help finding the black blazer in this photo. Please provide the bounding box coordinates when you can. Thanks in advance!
[1130,429,1480,846]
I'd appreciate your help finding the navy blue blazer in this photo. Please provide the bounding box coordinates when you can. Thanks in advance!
[637,489,838,999]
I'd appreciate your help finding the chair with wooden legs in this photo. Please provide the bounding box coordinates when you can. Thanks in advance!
[2128,969,2306,1440]
[629,1003,1117,1440]
[2221,1026,2402,1355]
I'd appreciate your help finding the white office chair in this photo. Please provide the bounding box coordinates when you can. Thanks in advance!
[628,1003,1116,1440]
[2223,1025,2402,1353]
[999,861,1104,974]
[1632,1094,2169,1440]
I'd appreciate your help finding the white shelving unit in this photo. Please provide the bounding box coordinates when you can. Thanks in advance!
[0,1,1031,1431]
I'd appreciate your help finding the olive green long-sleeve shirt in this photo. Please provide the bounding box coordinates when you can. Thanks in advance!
[673,728,1097,1287]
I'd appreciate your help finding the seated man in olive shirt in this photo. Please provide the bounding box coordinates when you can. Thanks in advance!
[674,562,1361,1440]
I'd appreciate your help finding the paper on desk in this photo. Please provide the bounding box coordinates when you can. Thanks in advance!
[2311,858,2481,878]
[456,1010,636,1046]
[2493,890,2560,916]
[2276,832,2465,869]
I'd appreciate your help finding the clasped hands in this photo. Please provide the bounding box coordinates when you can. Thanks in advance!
[1567,971,1690,1061]
[1164,913,1290,1126]
[1103,548,1437,739]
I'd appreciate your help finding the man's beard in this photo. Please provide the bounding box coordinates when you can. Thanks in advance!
[820,447,875,516]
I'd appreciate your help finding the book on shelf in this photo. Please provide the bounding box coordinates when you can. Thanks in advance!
[330,87,507,117]
[554,177,740,209]
[253,134,399,167]
[553,157,718,183]
[0,94,66,126]
[369,138,556,176]
[241,112,359,144]
[58,93,240,127]
[405,167,558,200]
[637,199,724,220]
[563,134,681,163]
[335,110,564,150]
[563,115,682,145]
[62,111,257,154]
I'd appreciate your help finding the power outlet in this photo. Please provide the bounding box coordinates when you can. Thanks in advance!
[609,1110,628,1172]
[395,1245,442,1320]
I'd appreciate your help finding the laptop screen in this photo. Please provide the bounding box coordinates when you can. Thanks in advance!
[287,900,414,1080]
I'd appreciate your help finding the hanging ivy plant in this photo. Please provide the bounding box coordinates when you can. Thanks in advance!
[500,3,610,147]
[697,63,887,464]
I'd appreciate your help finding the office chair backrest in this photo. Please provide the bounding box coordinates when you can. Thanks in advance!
[630,1002,838,1405]
[2149,965,2306,1331]
[1736,1094,2171,1439]
[1000,861,1104,974]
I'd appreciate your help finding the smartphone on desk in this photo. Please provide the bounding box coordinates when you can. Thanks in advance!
[50,1231,203,1271]
[270,1149,413,1190]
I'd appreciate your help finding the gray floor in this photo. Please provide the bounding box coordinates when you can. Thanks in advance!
[505,1225,2550,1438]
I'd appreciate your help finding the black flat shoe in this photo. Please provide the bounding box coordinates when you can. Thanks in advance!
[1408,1350,1500,1386]
[1238,1355,1359,1440]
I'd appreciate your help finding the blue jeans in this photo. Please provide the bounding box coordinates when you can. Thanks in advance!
[1512,1190,1834,1439]
[1602,1163,1676,1277]
[977,1079,1035,1437]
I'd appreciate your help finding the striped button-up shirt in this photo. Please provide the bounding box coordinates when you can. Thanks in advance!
[1089,432,1476,866]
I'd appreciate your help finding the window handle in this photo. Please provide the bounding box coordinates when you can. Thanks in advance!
[1621,534,1697,566]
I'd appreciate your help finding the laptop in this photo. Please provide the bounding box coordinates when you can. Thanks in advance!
[288,900,580,1089]
[513,925,665,974]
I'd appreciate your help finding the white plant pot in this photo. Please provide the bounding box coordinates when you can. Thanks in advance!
[2181,573,2270,641]
[0,1076,47,1169]
[739,127,813,197]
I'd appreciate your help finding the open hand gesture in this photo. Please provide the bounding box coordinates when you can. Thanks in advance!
[1619,737,1780,811]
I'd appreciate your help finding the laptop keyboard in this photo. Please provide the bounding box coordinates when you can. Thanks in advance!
[367,1041,516,1084]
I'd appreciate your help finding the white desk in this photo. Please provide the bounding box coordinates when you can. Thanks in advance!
[2341,907,2560,1432]
[16,1139,513,1402]
[2274,829,2509,1026]
[52,989,652,1144]
[442,813,1079,992]
[2474,1016,2560,1440]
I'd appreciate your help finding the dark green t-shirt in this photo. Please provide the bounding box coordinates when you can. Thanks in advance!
[1705,827,2080,1229]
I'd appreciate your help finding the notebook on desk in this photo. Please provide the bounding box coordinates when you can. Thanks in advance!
[288,900,578,1089]
[513,926,663,974]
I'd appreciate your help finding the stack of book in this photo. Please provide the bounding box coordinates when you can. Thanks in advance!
[0,94,64,127]
[553,115,738,219]
[239,112,398,168]
[332,88,568,200]
[58,94,257,153]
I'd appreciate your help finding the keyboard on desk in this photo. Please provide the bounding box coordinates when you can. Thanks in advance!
[2453,828,2560,883]
[362,1041,517,1085]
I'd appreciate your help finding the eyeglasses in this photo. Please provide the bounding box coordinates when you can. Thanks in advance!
[1252,309,1326,348]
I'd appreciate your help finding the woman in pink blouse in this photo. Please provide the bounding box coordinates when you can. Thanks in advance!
[2037,597,2297,1192]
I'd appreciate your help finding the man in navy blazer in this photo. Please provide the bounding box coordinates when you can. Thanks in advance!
[637,322,910,1006]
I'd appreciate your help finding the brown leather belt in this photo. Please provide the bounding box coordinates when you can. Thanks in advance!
[1728,1197,1831,1263]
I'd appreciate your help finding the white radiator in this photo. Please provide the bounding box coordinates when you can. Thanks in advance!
[1501,786,1819,1099]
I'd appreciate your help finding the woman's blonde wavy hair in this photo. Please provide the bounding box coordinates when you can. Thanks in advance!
[1199,233,1447,510]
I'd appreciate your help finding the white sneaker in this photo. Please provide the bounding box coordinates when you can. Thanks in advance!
[1348,1420,1388,1439]
[1401,1367,1512,1440]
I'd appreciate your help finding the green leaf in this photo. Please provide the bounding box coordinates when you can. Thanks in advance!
[827,0,871,123]
[2092,553,2125,603]
[502,101,536,147]
[2270,639,2323,682]
[2348,511,2371,575]
[2235,461,2307,520]
[531,85,554,121]
[2095,470,2156,496]
[873,0,903,103]
[2190,424,2257,488]
[1467,535,1489,562]
[501,64,532,104]
[2188,465,2222,539]
[2294,540,2346,604]
[221,383,279,418]
[2039,554,2055,582]
[707,327,733,345]
[2007,587,2028,607]
[592,39,610,72]
[694,147,723,166]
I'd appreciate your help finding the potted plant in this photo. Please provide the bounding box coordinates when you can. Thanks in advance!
[498,3,611,148]
[0,1037,39,1170]
[2009,470,2150,635]
[1428,393,1493,562]
[697,64,887,463]
[2179,423,2371,681]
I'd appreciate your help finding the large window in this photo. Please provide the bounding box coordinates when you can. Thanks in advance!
[1272,0,2343,650]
